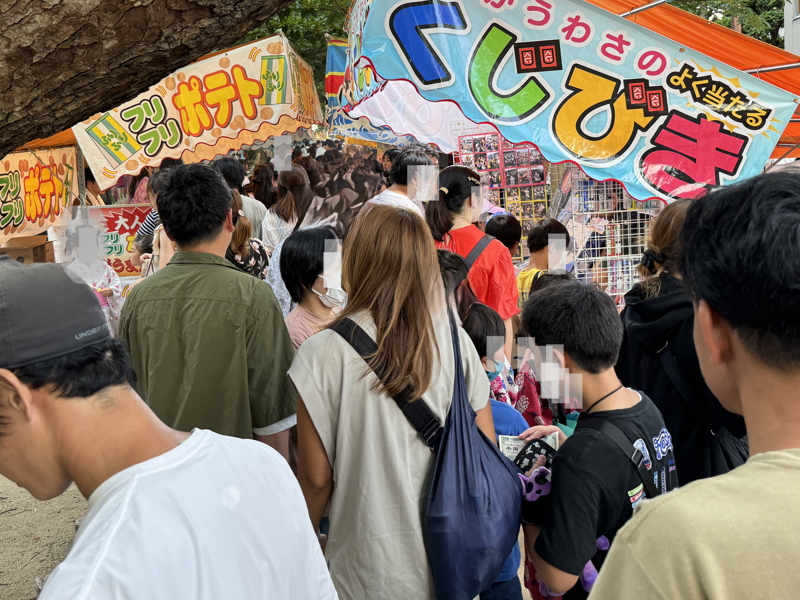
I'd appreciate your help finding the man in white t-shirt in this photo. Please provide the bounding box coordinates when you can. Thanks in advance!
[363,143,438,218]
[0,257,337,600]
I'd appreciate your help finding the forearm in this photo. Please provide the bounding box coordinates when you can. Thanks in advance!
[523,524,579,595]
[255,429,290,461]
[298,475,332,530]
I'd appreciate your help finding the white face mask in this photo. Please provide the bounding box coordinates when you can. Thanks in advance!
[313,286,346,308]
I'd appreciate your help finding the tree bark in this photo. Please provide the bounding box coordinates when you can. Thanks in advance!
[0,0,294,158]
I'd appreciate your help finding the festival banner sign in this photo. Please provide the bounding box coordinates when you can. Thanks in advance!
[326,37,418,147]
[348,0,797,201]
[74,35,324,189]
[51,204,151,277]
[0,148,78,241]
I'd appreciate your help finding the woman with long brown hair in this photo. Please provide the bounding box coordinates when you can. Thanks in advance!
[616,199,747,485]
[260,165,314,255]
[291,204,495,600]
[225,190,269,280]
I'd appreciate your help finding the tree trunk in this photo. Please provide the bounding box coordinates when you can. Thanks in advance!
[0,0,293,158]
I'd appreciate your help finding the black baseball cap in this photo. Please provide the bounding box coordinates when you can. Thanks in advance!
[0,256,111,369]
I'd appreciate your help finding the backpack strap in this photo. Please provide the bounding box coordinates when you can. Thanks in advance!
[657,341,700,408]
[464,234,495,271]
[577,416,661,500]
[330,318,443,450]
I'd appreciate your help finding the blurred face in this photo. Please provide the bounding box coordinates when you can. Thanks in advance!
[0,373,72,501]
[382,153,393,173]
[130,244,143,268]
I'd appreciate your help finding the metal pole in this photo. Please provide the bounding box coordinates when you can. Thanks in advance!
[76,143,86,207]
[744,62,800,75]
[620,0,673,18]
[764,141,800,171]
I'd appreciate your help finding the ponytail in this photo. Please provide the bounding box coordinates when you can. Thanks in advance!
[426,189,456,242]
[230,190,253,259]
[425,165,481,242]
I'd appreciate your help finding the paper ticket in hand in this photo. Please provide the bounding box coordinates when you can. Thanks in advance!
[499,435,527,460]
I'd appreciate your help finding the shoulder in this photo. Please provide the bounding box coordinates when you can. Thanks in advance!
[296,327,348,362]
[616,472,740,545]
[490,400,528,435]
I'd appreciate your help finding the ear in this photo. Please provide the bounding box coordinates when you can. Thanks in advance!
[224,209,235,233]
[510,242,519,257]
[696,300,733,367]
[481,356,491,370]
[0,369,35,423]
[552,347,569,371]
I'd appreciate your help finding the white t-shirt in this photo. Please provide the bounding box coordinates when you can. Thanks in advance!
[39,430,338,600]
[363,189,425,218]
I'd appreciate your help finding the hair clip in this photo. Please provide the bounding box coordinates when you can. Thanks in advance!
[468,177,480,185]
[238,210,245,217]
[439,187,449,194]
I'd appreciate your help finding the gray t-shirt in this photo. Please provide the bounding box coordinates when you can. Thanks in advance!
[289,310,490,600]
[241,194,267,241]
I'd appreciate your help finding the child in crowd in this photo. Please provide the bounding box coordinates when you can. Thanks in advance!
[516,219,570,307]
[462,301,528,600]
[485,213,523,265]
[64,222,122,335]
[518,279,677,599]
[131,234,153,275]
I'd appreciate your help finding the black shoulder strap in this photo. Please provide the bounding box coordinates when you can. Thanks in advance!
[329,318,443,450]
[657,341,697,406]
[465,234,495,271]
[577,416,661,500]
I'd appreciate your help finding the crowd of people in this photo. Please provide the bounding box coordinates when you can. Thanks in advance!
[0,140,798,600]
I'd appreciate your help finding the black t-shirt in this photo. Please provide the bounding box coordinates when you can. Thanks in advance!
[534,391,678,600]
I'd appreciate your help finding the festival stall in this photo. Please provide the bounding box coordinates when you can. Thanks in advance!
[73,33,324,190]
[341,0,798,302]
[0,34,324,305]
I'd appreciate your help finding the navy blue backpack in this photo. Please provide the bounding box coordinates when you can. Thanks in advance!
[332,312,523,600]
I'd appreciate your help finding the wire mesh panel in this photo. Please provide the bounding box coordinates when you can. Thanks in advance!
[551,166,664,308]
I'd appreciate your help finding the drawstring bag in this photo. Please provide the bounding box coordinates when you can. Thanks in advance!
[332,311,522,600]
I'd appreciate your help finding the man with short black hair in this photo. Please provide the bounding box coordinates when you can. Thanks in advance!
[119,164,296,458]
[590,171,800,600]
[363,143,437,218]
[0,257,336,600]
[212,156,266,239]
[519,279,677,599]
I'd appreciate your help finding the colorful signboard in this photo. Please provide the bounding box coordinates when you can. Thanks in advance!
[0,148,78,241]
[52,204,151,277]
[74,35,324,189]
[326,37,418,146]
[348,0,797,201]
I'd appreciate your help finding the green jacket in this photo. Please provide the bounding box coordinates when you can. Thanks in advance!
[119,251,296,439]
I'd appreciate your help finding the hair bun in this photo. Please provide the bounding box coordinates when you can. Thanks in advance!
[640,248,664,273]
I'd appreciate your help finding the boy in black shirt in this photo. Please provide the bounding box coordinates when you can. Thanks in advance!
[518,280,678,599]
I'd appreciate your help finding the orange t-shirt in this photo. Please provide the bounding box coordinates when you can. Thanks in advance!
[435,225,520,320]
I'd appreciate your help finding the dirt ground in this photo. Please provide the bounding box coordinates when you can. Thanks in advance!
[0,477,87,600]
[0,475,531,600]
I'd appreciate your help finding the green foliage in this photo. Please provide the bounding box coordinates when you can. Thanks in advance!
[240,0,349,104]
[673,0,784,48]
